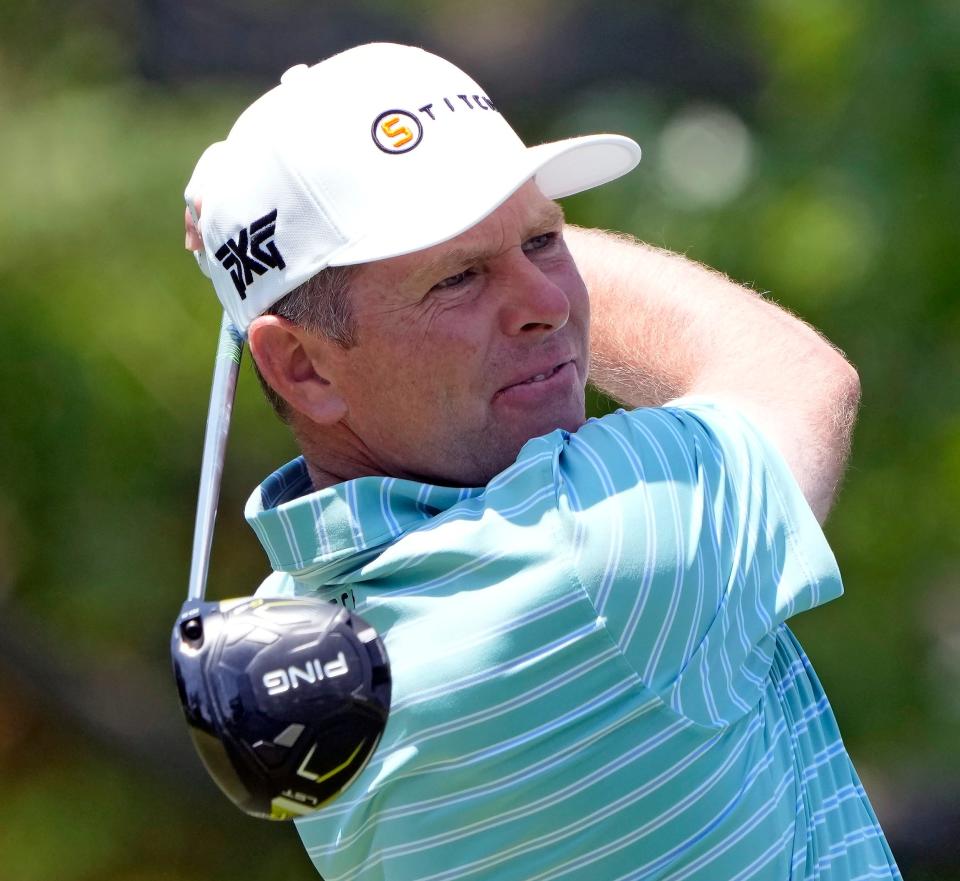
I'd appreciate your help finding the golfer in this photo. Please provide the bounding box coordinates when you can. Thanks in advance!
[184,42,900,881]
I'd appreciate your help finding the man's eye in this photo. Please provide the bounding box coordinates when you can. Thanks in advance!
[433,270,472,291]
[522,232,556,253]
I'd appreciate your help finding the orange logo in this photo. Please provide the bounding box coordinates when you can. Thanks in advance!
[372,109,423,154]
[382,116,412,147]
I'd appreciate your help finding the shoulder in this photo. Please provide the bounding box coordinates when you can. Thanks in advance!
[558,396,796,486]
[526,398,741,508]
[572,397,775,452]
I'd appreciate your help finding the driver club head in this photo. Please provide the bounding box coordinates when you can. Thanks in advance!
[172,595,391,820]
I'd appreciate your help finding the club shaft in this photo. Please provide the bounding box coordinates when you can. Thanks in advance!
[187,313,245,602]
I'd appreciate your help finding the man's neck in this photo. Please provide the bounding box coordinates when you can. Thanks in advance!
[292,416,388,490]
[304,459,346,492]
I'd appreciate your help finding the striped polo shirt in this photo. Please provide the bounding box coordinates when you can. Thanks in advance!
[248,398,900,881]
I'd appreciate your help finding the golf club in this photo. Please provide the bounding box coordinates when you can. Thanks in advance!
[170,313,391,820]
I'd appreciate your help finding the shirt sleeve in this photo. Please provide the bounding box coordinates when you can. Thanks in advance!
[555,396,843,727]
[253,569,298,597]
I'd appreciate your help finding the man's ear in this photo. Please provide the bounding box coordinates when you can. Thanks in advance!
[247,315,348,425]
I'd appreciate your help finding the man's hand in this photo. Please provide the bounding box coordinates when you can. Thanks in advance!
[564,226,860,524]
[184,198,203,251]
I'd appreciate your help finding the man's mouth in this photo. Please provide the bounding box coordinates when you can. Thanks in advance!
[496,360,575,396]
[515,363,566,386]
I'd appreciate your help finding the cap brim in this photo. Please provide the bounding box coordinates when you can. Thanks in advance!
[326,134,640,268]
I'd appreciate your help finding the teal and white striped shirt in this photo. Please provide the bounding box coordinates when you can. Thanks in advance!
[248,398,900,881]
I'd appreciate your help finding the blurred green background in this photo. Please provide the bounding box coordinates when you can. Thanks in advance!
[1,0,958,878]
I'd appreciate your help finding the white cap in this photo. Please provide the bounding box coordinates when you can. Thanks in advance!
[185,42,641,333]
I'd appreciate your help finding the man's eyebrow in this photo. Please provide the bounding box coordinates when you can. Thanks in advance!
[408,202,566,286]
[533,201,566,232]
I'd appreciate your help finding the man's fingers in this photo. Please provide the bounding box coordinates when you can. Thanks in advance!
[184,199,203,251]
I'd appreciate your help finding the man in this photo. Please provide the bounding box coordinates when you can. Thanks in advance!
[185,42,900,881]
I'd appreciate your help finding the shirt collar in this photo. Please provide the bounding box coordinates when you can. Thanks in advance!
[245,457,483,579]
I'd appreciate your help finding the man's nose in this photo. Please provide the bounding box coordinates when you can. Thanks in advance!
[496,251,570,337]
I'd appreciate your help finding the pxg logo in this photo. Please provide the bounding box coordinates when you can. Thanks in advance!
[215,209,286,299]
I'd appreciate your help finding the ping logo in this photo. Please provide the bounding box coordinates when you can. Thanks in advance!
[372,109,423,154]
[214,209,286,299]
[262,652,349,696]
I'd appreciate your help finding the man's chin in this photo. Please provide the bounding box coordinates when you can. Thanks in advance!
[491,407,587,473]
[523,401,588,440]
[407,437,537,488]
[393,403,587,488]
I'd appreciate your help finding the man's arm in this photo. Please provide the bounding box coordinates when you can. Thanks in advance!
[564,226,861,524]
